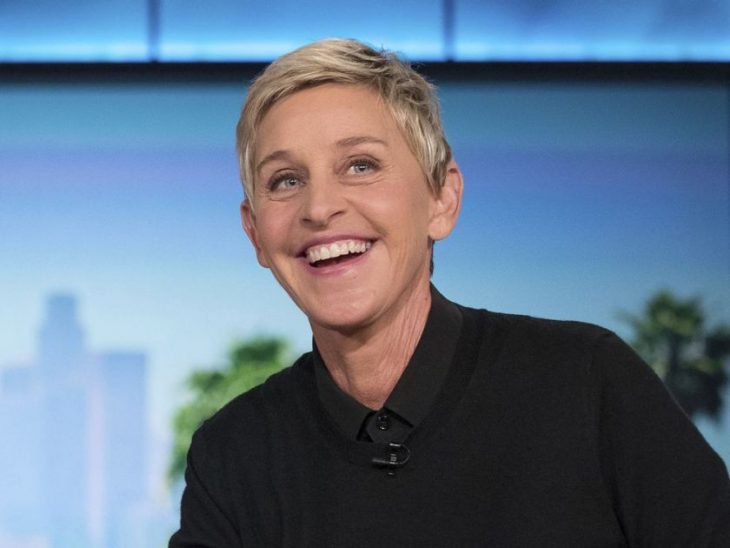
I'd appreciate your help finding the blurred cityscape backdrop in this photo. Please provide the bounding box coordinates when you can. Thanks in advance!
[1,1,730,546]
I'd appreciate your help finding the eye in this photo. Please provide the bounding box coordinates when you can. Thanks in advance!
[268,173,302,193]
[347,158,377,175]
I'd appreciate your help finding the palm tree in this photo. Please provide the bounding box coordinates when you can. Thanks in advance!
[168,336,288,483]
[622,290,730,420]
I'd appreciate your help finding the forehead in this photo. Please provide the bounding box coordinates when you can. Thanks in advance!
[256,83,401,157]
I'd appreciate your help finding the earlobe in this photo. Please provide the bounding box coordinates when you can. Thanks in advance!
[428,160,464,241]
[240,200,270,268]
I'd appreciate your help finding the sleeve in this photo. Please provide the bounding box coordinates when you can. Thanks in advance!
[168,428,242,548]
[592,331,730,547]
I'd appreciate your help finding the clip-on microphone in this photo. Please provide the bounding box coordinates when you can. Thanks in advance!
[371,442,411,476]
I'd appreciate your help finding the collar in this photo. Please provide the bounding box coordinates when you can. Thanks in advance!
[313,285,463,440]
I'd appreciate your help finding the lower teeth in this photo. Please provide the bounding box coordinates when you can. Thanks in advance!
[314,252,362,267]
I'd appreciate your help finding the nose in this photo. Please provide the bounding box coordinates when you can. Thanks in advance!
[300,173,346,227]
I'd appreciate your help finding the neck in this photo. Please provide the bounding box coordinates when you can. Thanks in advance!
[312,279,432,410]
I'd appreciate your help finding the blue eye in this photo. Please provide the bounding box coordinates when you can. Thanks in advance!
[348,159,376,174]
[269,174,301,192]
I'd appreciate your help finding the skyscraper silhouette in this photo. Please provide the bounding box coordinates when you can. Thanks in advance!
[38,293,91,547]
[0,293,150,547]
[96,351,148,548]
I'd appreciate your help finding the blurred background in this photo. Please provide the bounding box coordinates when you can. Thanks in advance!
[1,1,729,546]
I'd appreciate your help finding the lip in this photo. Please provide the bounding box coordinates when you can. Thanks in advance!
[296,234,376,277]
[296,234,375,257]
[299,243,373,276]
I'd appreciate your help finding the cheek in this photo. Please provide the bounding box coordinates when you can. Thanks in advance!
[366,198,432,264]
[363,177,431,225]
[254,209,294,258]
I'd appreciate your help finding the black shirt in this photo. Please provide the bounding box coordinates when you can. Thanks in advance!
[171,297,730,546]
[313,285,462,443]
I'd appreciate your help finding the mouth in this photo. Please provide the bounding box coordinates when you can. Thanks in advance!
[302,239,373,268]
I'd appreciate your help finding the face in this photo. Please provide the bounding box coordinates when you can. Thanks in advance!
[242,83,461,333]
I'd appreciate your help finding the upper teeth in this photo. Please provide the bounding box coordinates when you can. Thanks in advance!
[306,240,372,264]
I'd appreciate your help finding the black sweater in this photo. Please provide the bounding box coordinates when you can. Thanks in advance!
[171,304,730,547]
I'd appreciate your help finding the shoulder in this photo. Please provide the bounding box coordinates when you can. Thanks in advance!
[457,304,696,445]
[459,302,620,365]
[192,352,314,454]
[173,356,315,546]
[453,302,655,406]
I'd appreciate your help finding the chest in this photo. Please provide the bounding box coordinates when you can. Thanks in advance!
[231,410,624,547]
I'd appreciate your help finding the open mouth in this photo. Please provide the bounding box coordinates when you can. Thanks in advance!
[305,239,372,268]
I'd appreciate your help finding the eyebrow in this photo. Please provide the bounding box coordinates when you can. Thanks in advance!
[256,136,388,174]
[335,136,388,149]
[256,150,292,175]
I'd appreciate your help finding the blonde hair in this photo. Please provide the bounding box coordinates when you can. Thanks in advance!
[236,38,452,203]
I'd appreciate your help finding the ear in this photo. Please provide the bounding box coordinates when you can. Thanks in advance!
[240,199,270,268]
[428,160,463,241]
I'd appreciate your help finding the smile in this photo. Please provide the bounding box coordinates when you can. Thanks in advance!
[305,239,373,266]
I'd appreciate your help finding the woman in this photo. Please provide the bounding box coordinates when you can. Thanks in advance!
[171,39,729,547]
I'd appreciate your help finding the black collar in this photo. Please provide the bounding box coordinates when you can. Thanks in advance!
[313,285,463,441]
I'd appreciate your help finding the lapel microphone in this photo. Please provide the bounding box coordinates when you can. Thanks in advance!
[371,442,411,476]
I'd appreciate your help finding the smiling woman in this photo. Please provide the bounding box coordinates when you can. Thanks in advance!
[169,39,730,547]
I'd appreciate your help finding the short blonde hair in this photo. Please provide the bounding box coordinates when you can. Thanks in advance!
[236,38,452,203]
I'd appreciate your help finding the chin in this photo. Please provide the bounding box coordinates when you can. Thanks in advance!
[302,293,380,333]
